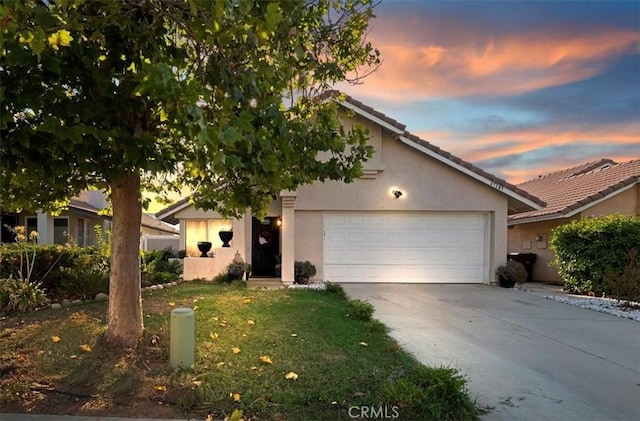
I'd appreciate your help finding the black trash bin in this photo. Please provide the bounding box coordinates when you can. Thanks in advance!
[507,253,537,282]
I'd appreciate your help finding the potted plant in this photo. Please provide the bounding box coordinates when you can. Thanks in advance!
[294,260,316,285]
[227,251,248,281]
[495,260,527,288]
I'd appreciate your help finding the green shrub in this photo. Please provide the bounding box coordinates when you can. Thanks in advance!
[294,260,316,284]
[212,272,231,284]
[324,281,347,299]
[495,260,527,288]
[380,365,478,420]
[550,214,640,294]
[605,250,640,306]
[0,277,50,314]
[0,242,107,299]
[347,298,374,321]
[151,271,179,285]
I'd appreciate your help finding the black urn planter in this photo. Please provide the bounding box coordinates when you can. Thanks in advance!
[498,275,516,288]
[197,241,212,257]
[219,231,233,248]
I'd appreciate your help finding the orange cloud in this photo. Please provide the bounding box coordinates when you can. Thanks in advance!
[343,26,640,102]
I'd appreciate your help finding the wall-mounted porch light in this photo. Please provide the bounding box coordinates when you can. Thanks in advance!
[392,190,403,199]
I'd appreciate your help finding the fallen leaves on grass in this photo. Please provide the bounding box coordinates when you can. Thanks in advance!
[192,380,202,387]
[79,344,92,352]
[285,372,298,381]
[168,302,175,307]
[210,332,219,340]
[231,347,241,354]
[51,336,61,343]
[247,320,255,325]
[359,342,368,347]
[154,385,167,392]
[290,333,297,337]
[231,392,241,402]
[243,299,252,304]
[259,356,273,364]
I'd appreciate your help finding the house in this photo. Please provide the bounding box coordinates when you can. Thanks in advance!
[156,91,544,284]
[0,190,179,247]
[507,159,640,283]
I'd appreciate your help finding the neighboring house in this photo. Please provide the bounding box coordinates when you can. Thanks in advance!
[508,159,640,283]
[157,91,544,285]
[0,190,179,247]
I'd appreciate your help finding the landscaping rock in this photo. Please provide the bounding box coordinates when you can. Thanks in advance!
[61,299,72,307]
[51,303,62,309]
[156,284,164,290]
[150,285,158,291]
[171,282,178,286]
[72,299,83,305]
[95,293,109,301]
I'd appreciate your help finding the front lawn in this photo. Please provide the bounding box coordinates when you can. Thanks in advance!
[0,282,478,420]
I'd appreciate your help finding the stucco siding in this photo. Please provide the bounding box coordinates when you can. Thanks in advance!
[295,127,506,213]
[507,217,579,283]
[581,185,639,217]
[293,211,324,280]
[508,186,639,284]
[175,207,223,220]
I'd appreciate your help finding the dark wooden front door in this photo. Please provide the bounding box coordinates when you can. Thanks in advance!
[251,217,280,277]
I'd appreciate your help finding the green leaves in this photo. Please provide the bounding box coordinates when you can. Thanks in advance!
[2,0,379,219]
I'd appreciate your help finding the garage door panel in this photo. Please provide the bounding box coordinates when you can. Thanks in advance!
[324,212,487,283]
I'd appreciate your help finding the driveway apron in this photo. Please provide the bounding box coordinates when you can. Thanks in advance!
[342,284,640,421]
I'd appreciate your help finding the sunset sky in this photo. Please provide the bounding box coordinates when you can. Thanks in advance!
[337,0,640,184]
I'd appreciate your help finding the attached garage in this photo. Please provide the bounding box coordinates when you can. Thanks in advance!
[157,91,545,284]
[324,212,488,283]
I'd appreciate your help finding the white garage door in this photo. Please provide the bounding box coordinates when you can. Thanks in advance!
[324,212,487,283]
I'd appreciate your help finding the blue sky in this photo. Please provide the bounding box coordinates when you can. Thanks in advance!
[338,0,640,183]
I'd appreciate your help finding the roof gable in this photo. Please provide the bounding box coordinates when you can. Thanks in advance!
[509,159,640,224]
[323,91,545,214]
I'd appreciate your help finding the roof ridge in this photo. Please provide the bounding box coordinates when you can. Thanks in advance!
[326,90,545,208]
[517,158,616,185]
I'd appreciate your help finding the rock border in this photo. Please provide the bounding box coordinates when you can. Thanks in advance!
[48,281,181,309]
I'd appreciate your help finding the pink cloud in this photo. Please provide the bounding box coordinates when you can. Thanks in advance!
[342,25,639,102]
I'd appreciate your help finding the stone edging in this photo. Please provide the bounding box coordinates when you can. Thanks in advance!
[49,281,182,309]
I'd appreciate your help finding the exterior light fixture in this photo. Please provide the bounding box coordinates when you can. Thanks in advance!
[277,217,282,227]
[392,190,403,199]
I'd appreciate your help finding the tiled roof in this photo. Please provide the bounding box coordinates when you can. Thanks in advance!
[509,159,640,224]
[322,90,545,211]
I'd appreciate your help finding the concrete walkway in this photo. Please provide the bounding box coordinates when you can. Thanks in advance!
[342,283,640,421]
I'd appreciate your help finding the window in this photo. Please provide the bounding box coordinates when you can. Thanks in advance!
[53,218,68,245]
[185,219,232,256]
[26,217,37,241]
[77,218,86,246]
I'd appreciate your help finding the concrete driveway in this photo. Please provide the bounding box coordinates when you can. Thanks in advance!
[342,284,640,421]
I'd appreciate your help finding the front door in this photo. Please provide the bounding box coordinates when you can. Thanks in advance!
[251,217,280,277]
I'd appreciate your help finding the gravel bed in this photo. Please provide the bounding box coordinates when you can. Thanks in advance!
[541,294,640,322]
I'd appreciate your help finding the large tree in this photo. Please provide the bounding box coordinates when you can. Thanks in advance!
[0,0,379,346]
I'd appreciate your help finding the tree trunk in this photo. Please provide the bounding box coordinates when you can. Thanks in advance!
[105,171,143,347]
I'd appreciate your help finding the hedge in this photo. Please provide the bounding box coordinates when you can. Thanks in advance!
[0,243,109,299]
[550,214,640,294]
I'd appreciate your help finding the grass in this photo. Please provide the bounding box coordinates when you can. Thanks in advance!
[0,282,478,420]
